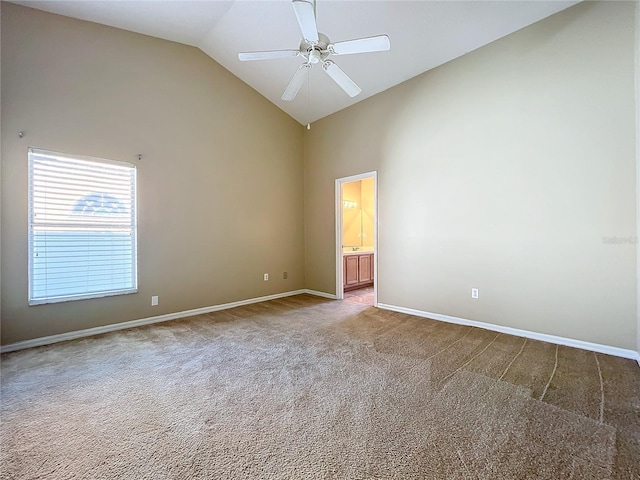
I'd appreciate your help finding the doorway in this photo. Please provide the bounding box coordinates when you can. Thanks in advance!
[335,171,377,306]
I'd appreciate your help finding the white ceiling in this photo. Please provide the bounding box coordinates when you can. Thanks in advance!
[11,0,579,125]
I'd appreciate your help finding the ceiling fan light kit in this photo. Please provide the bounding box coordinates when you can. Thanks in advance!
[238,0,390,102]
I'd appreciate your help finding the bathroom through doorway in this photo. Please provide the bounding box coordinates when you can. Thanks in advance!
[335,172,377,306]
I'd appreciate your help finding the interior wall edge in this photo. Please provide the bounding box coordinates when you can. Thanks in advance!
[303,289,338,300]
[378,303,640,366]
[635,0,640,357]
[0,0,3,330]
[1,289,323,353]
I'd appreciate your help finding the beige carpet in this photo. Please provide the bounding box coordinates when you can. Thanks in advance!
[1,294,639,479]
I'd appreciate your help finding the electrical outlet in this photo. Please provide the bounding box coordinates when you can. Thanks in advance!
[283,272,288,279]
[471,288,479,299]
[151,295,159,306]
[264,273,269,281]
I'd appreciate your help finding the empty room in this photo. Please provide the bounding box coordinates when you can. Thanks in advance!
[1,0,639,478]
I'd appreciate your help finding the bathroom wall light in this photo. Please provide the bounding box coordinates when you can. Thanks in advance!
[343,200,358,209]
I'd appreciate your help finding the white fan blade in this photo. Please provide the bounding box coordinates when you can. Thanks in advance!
[238,50,299,61]
[322,61,361,97]
[292,0,319,43]
[282,63,311,101]
[330,35,390,55]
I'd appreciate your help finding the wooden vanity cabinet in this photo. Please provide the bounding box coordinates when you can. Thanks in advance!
[345,255,360,288]
[344,253,374,290]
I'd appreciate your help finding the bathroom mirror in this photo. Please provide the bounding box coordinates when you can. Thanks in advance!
[342,178,374,250]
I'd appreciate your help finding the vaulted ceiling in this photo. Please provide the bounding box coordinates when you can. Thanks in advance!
[10,1,579,124]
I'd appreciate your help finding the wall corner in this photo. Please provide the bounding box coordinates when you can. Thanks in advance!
[635,0,640,357]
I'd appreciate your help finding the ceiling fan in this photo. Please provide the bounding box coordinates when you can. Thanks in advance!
[238,0,390,101]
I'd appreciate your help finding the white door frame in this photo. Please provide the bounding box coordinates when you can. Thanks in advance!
[335,171,378,305]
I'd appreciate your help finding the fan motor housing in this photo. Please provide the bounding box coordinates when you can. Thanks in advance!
[300,32,331,62]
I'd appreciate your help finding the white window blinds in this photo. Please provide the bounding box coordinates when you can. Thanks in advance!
[28,148,137,305]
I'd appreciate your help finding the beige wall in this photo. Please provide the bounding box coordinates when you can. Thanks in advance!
[1,4,305,344]
[305,1,638,349]
[2,2,638,353]
[0,2,3,332]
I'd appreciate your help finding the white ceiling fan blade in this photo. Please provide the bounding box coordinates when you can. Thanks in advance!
[322,61,361,97]
[330,35,390,55]
[238,50,299,61]
[292,0,319,43]
[282,63,311,101]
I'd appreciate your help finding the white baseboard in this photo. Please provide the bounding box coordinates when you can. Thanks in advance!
[377,303,640,365]
[1,289,315,354]
[302,289,338,300]
[5,291,636,367]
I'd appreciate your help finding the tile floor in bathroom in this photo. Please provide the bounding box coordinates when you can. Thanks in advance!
[343,286,374,305]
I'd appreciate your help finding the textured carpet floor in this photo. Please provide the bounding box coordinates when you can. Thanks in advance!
[1,294,639,479]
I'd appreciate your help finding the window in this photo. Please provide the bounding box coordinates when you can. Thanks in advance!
[28,148,137,305]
